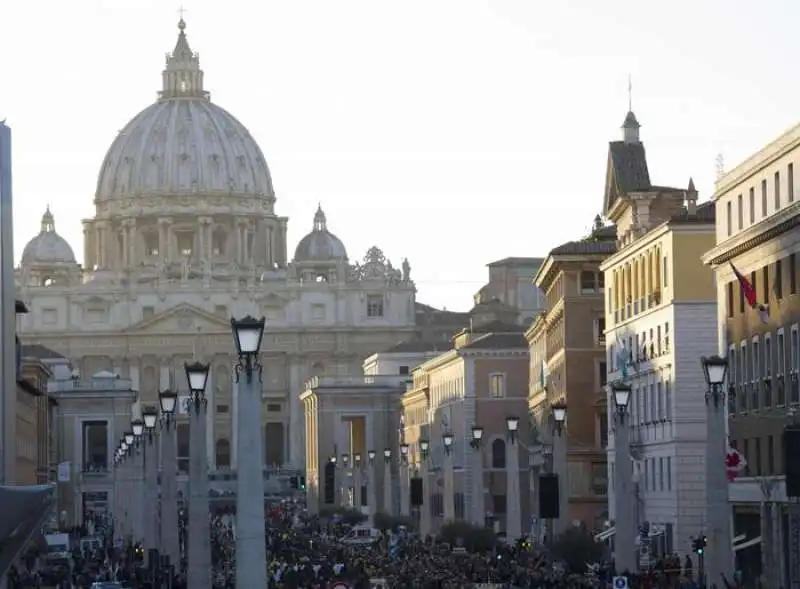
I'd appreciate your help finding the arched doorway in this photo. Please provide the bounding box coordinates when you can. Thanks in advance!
[264,423,284,467]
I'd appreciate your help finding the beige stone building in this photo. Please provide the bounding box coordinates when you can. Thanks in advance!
[527,218,616,529]
[16,347,57,485]
[701,120,800,586]
[401,318,531,533]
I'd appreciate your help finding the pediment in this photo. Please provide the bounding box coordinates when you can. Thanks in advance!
[125,303,230,334]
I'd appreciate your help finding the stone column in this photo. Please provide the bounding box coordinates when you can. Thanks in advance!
[143,434,159,563]
[506,434,522,540]
[187,406,211,589]
[383,456,393,514]
[614,416,637,574]
[553,427,569,536]
[399,462,410,517]
[471,445,485,526]
[160,421,180,568]
[353,459,363,510]
[443,449,455,522]
[368,458,378,520]
[705,386,733,585]
[127,218,137,265]
[121,223,129,267]
[158,219,170,262]
[419,458,431,537]
[235,365,268,589]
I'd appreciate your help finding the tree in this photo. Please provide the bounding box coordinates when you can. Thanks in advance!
[373,512,416,532]
[439,521,496,553]
[550,527,605,573]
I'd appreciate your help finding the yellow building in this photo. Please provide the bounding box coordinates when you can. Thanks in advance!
[600,109,717,556]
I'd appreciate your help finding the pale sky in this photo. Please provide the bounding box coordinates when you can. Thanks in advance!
[1,0,797,311]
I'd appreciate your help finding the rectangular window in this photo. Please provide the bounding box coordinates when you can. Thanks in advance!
[764,266,770,305]
[762,179,768,217]
[659,457,664,491]
[792,253,798,295]
[727,201,733,236]
[366,295,384,317]
[82,421,109,472]
[790,163,795,202]
[656,382,664,420]
[580,271,596,293]
[666,456,672,490]
[727,282,734,318]
[776,260,784,300]
[665,379,672,420]
[753,338,761,379]
[775,171,781,209]
[737,193,744,229]
[488,373,506,398]
[755,437,762,475]
[597,272,605,292]
[599,361,607,387]
[664,322,670,351]
[778,330,786,407]
[793,325,800,405]
[751,271,758,301]
[657,325,662,356]
[749,188,756,223]
[764,335,773,407]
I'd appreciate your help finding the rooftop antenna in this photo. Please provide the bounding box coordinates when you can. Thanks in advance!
[716,153,725,181]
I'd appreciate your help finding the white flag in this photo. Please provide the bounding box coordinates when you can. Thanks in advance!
[57,461,71,482]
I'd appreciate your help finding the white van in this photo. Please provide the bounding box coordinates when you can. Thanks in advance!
[343,526,380,545]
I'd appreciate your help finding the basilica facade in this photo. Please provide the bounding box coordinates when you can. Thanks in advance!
[14,19,437,470]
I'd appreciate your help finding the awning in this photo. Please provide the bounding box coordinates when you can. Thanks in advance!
[0,485,55,580]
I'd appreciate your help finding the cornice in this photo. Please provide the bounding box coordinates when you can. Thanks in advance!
[459,348,528,359]
[702,202,800,266]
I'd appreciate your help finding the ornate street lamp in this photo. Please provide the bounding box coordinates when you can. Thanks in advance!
[330,455,337,465]
[506,416,520,443]
[142,406,159,442]
[124,432,134,448]
[419,439,429,460]
[551,402,567,434]
[611,382,632,423]
[470,426,484,450]
[702,355,729,407]
[185,361,210,414]
[231,315,266,382]
[367,450,376,465]
[342,453,350,469]
[442,433,454,455]
[354,453,362,467]
[159,389,179,429]
[400,443,409,464]
[132,419,144,442]
[383,448,392,463]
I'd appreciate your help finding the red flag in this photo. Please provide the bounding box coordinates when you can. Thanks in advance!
[730,262,769,324]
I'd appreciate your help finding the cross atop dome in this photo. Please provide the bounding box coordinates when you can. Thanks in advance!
[159,16,209,101]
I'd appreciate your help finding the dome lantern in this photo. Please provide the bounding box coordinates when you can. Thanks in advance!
[159,17,209,101]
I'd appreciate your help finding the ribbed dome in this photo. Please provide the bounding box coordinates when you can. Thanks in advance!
[293,205,348,263]
[94,19,274,202]
[21,207,76,265]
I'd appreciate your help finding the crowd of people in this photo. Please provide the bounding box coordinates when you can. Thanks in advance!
[3,500,727,589]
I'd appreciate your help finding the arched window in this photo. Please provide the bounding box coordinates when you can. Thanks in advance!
[215,438,231,468]
[491,438,506,469]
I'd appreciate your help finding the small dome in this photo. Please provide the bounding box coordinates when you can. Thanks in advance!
[293,205,348,263]
[21,207,76,265]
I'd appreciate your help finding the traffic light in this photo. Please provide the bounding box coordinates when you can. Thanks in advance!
[299,475,306,490]
[290,476,298,489]
[692,535,707,555]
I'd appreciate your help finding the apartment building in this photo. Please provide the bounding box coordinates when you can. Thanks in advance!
[527,217,616,530]
[702,121,800,587]
[602,109,717,556]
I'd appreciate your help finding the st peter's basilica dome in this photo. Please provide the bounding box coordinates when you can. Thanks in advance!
[293,205,348,263]
[21,207,76,265]
[94,19,274,202]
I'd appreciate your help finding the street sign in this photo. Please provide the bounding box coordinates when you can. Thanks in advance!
[612,577,629,589]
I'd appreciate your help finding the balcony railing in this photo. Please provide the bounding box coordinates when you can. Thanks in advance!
[306,375,410,389]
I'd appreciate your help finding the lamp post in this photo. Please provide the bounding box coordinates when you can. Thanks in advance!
[442,433,455,522]
[701,355,732,586]
[550,402,568,537]
[342,453,351,507]
[367,451,377,520]
[231,315,268,589]
[158,389,179,569]
[132,419,145,544]
[185,360,212,589]
[142,406,160,564]
[419,440,431,536]
[505,416,522,540]
[611,381,636,574]
[470,426,485,527]
[399,443,410,517]
[353,453,363,511]
[383,448,393,514]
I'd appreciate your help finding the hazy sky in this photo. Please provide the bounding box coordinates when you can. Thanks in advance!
[2,0,797,311]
